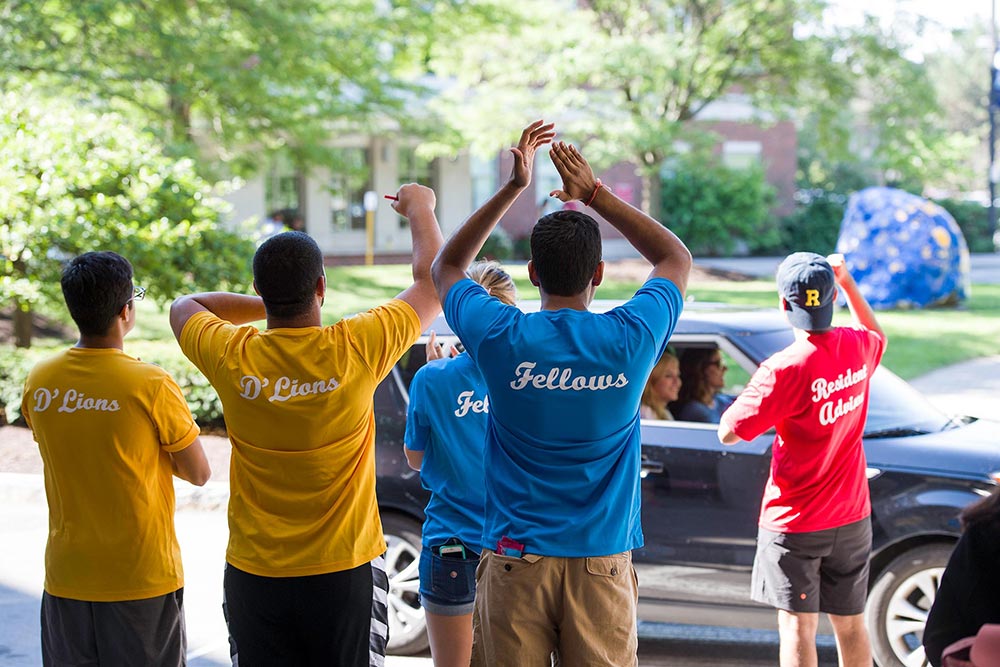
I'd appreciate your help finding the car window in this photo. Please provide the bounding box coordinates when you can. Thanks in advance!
[866,366,950,436]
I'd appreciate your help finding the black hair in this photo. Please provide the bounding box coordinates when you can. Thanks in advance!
[961,486,1000,530]
[529,210,602,297]
[60,251,134,336]
[252,231,324,318]
[676,346,720,405]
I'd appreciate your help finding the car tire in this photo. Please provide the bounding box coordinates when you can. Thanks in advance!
[381,513,429,656]
[865,543,952,667]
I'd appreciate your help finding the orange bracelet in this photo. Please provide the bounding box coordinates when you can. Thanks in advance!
[584,179,603,208]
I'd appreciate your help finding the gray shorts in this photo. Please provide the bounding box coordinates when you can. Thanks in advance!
[751,517,872,615]
[41,589,186,667]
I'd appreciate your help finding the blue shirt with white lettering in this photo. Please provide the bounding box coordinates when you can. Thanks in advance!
[405,352,488,550]
[444,278,684,557]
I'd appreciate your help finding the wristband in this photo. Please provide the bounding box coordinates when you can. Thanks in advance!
[584,179,603,208]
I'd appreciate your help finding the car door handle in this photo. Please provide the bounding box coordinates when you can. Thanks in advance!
[640,458,664,478]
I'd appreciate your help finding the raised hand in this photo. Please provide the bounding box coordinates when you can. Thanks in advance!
[391,183,436,219]
[424,330,457,361]
[548,141,599,202]
[826,253,850,286]
[510,120,556,189]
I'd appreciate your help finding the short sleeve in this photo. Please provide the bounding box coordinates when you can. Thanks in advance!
[178,311,237,384]
[345,299,422,382]
[151,375,201,453]
[403,368,431,452]
[443,279,512,364]
[865,329,887,368]
[612,278,685,356]
[721,363,784,441]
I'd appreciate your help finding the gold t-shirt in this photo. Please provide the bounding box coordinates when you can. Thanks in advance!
[21,348,200,602]
[179,300,420,577]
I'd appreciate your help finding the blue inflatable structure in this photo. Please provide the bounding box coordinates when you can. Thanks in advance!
[835,187,970,309]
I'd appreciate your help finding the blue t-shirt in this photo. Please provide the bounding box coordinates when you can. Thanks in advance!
[444,277,684,557]
[405,353,489,550]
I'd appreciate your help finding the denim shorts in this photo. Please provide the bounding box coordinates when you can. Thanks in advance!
[418,540,480,616]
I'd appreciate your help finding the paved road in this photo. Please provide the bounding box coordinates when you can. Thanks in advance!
[0,496,839,667]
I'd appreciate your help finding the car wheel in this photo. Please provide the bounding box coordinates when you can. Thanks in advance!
[381,513,429,656]
[865,543,952,667]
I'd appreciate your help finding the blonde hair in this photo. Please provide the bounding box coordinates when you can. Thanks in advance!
[641,352,679,420]
[468,260,517,306]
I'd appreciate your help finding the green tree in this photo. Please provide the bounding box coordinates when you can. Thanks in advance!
[0,90,255,347]
[660,155,777,256]
[429,0,831,216]
[0,0,510,173]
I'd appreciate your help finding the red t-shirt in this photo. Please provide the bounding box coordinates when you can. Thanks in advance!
[721,326,886,533]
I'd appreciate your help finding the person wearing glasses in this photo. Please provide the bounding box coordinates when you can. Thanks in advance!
[20,251,210,666]
[672,347,734,423]
[640,350,682,420]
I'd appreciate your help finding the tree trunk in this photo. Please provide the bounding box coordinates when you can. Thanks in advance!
[14,302,32,348]
[642,170,663,222]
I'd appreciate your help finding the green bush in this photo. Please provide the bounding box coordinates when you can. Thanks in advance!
[1,342,223,427]
[512,235,532,260]
[934,199,993,253]
[777,190,848,255]
[0,346,51,425]
[479,227,514,260]
[660,157,778,256]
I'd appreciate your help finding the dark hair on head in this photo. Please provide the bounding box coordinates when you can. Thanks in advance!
[61,251,134,336]
[529,210,602,296]
[961,486,1000,530]
[676,347,720,404]
[253,231,324,319]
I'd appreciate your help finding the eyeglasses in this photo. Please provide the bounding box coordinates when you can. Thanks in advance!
[707,360,728,370]
[124,285,146,309]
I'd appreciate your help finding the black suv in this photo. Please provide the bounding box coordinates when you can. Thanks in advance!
[374,302,1000,667]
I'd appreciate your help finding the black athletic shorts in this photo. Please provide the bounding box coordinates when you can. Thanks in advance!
[223,561,376,667]
[751,516,872,615]
[41,589,186,667]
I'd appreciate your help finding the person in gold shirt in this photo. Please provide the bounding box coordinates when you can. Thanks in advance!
[170,184,443,666]
[21,251,211,667]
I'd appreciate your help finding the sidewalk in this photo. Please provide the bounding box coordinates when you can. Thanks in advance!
[909,355,1000,420]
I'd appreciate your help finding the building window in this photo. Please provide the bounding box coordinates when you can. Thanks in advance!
[721,141,762,170]
[330,147,372,232]
[265,153,304,226]
[470,154,498,208]
[398,147,436,227]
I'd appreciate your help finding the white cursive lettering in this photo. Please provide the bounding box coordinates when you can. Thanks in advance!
[454,390,490,417]
[818,392,866,426]
[33,387,58,412]
[811,365,869,403]
[509,361,629,392]
[267,376,340,403]
[55,388,120,413]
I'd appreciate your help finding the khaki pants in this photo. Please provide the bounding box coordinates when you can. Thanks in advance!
[471,550,638,667]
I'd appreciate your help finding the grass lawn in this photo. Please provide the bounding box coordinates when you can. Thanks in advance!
[10,265,999,384]
[322,265,1000,381]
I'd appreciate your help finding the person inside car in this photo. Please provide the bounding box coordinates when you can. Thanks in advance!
[640,350,681,420]
[431,120,692,666]
[404,260,517,667]
[718,252,886,667]
[671,346,734,423]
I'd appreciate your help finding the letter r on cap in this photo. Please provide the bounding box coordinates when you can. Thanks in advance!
[805,289,820,307]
